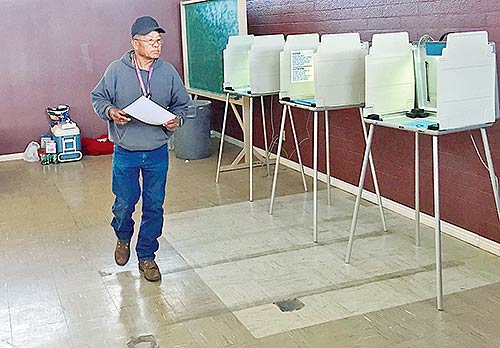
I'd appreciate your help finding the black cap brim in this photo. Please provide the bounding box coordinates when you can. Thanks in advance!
[136,27,165,36]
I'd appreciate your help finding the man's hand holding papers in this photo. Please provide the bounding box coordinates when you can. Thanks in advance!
[163,117,181,131]
[122,95,177,126]
[108,108,131,126]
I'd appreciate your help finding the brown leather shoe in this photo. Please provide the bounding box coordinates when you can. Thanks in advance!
[138,260,161,282]
[114,240,130,266]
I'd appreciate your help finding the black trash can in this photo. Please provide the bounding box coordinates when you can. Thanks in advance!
[174,100,212,160]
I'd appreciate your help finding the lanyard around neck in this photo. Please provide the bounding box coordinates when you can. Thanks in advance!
[133,55,154,98]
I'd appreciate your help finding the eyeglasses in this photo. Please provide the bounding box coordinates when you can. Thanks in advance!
[134,38,162,46]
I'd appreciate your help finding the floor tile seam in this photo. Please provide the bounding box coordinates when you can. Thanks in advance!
[49,181,81,231]
[0,337,17,348]
[7,304,13,348]
[51,268,78,348]
[230,277,488,339]
[167,230,395,271]
[163,215,375,240]
[162,222,356,248]
[165,198,257,217]
[100,265,194,285]
[157,263,194,275]
[224,259,465,313]
[99,272,238,328]
[163,212,400,245]
[102,273,124,316]
[164,189,326,218]
[164,243,193,275]
[161,304,232,325]
[10,319,68,336]
[107,288,236,329]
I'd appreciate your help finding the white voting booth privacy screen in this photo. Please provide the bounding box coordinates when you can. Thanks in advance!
[223,35,254,91]
[223,34,285,94]
[365,30,497,130]
[314,33,368,107]
[279,34,319,101]
[279,33,368,108]
[364,32,415,117]
[434,31,497,129]
[249,35,285,93]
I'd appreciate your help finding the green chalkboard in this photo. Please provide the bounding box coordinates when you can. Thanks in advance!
[181,0,247,99]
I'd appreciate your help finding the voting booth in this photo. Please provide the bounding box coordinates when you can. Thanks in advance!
[279,33,319,103]
[413,31,498,129]
[223,34,285,93]
[347,30,500,311]
[223,35,255,92]
[364,31,498,130]
[270,32,386,243]
[280,33,368,108]
[218,34,285,201]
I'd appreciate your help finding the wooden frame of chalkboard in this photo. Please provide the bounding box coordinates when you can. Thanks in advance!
[180,0,247,101]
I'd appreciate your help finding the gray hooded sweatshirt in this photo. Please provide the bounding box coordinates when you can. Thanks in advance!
[91,50,191,151]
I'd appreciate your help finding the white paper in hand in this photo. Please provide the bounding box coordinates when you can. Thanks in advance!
[122,95,176,125]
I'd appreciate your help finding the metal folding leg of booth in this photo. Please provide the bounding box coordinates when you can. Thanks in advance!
[216,90,276,201]
[270,101,386,243]
[345,118,500,310]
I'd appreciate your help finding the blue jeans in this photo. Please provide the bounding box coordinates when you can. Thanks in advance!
[111,144,169,261]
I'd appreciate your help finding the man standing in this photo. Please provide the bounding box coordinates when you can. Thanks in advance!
[91,16,190,282]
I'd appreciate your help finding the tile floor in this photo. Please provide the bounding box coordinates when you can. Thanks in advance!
[1,140,500,347]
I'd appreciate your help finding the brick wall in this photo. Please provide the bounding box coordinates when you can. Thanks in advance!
[242,0,500,242]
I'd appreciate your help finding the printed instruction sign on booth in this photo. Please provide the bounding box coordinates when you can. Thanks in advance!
[291,50,314,83]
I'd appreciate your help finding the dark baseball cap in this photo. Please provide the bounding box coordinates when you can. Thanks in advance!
[131,16,165,37]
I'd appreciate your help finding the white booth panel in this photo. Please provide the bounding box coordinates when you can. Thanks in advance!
[364,32,414,116]
[280,33,319,100]
[370,32,412,57]
[437,31,496,129]
[223,35,255,89]
[227,34,255,47]
[313,33,367,107]
[319,33,363,52]
[254,34,285,46]
[248,34,284,93]
[223,49,251,89]
[314,57,366,107]
[365,55,415,115]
